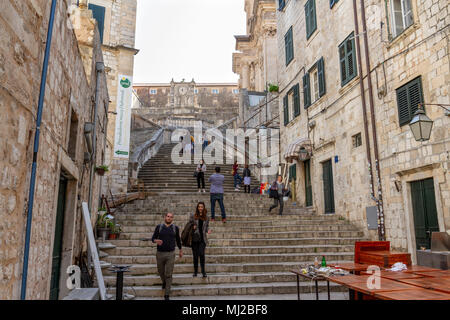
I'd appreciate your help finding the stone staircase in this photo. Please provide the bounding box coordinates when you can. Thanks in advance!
[99,192,366,300]
[135,143,259,193]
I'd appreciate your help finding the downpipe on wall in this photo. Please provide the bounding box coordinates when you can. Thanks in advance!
[21,0,58,300]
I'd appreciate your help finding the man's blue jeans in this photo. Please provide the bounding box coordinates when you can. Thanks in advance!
[210,193,226,219]
[234,174,243,188]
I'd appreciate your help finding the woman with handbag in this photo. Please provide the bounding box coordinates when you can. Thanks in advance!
[189,202,211,278]
[195,160,207,193]
[269,175,288,216]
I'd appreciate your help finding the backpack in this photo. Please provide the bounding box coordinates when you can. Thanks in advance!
[181,222,194,248]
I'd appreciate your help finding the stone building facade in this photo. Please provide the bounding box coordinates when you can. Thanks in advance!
[133,80,240,128]
[0,2,108,299]
[275,0,449,260]
[82,0,139,195]
[233,0,280,130]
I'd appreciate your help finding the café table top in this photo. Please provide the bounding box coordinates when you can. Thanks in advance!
[398,277,450,294]
[413,270,450,278]
[402,265,441,273]
[375,271,425,280]
[373,288,450,300]
[346,278,419,296]
[289,268,328,281]
[327,262,372,272]
[325,274,373,286]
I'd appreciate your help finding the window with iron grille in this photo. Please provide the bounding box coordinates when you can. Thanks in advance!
[339,32,357,87]
[396,76,424,126]
[352,133,362,148]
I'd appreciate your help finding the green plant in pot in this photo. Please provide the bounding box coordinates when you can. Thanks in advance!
[96,212,111,241]
[268,83,279,93]
[109,222,122,240]
[95,165,109,176]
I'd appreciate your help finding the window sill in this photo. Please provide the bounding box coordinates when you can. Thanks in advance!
[339,75,360,94]
[285,115,301,128]
[386,22,421,49]
[306,29,319,44]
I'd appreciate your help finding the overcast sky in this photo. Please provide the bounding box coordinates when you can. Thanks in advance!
[133,0,246,84]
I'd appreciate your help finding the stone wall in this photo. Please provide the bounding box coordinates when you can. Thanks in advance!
[87,0,138,196]
[0,1,108,299]
[275,0,449,260]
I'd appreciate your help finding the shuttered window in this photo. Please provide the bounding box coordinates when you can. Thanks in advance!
[285,27,294,66]
[88,4,106,43]
[293,84,300,117]
[305,0,317,39]
[330,0,339,8]
[317,57,326,97]
[303,73,311,109]
[338,32,357,87]
[283,95,289,126]
[396,76,424,126]
[279,0,286,11]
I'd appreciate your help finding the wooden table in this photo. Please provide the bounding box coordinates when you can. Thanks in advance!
[374,271,425,281]
[402,265,441,273]
[346,278,419,299]
[325,274,372,300]
[413,270,450,278]
[290,269,330,301]
[398,278,450,294]
[359,250,411,267]
[373,288,450,300]
[327,262,372,274]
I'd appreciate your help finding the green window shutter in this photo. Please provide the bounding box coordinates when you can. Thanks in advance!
[339,43,347,85]
[285,27,294,66]
[347,35,357,80]
[279,0,286,11]
[293,84,300,117]
[305,0,317,39]
[289,164,297,181]
[303,73,311,109]
[88,4,106,43]
[396,76,424,126]
[317,57,326,97]
[330,0,339,8]
[283,95,289,125]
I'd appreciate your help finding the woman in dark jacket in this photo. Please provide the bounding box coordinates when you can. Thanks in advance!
[189,202,210,277]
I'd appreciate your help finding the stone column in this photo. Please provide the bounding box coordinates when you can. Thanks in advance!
[242,63,250,89]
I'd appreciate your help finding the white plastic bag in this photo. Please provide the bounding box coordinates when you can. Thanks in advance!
[389,262,407,272]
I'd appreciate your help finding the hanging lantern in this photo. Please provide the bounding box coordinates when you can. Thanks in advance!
[409,109,433,142]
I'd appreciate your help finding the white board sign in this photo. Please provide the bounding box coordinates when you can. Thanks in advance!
[82,202,107,300]
[114,75,133,159]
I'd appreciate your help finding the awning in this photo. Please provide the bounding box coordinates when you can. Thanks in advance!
[284,138,312,162]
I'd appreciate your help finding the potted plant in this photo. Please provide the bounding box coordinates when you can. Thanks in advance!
[109,222,122,240]
[268,83,279,93]
[96,212,111,240]
[95,165,109,176]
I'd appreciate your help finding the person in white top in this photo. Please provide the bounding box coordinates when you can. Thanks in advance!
[196,160,207,193]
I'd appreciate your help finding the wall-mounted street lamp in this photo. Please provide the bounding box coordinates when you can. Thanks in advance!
[409,103,450,142]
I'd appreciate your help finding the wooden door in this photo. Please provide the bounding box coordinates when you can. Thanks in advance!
[305,160,313,207]
[49,176,68,300]
[410,178,439,250]
[322,160,335,214]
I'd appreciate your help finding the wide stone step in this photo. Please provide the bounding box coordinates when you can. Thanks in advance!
[103,252,354,265]
[119,224,359,233]
[104,237,363,248]
[102,260,355,276]
[106,244,355,256]
[120,230,364,240]
[107,281,346,297]
[118,219,348,227]
[104,271,320,287]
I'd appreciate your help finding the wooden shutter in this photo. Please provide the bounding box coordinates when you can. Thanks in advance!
[396,76,424,126]
[339,43,347,85]
[317,57,326,97]
[293,84,300,117]
[283,95,289,125]
[330,0,339,8]
[347,36,357,80]
[279,0,286,11]
[285,27,293,66]
[88,4,106,43]
[303,73,311,109]
[305,0,317,39]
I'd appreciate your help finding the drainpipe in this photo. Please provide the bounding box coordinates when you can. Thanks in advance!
[88,62,105,213]
[360,0,386,241]
[352,0,378,235]
[21,0,58,300]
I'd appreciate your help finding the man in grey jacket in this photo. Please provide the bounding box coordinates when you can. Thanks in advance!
[209,167,227,223]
